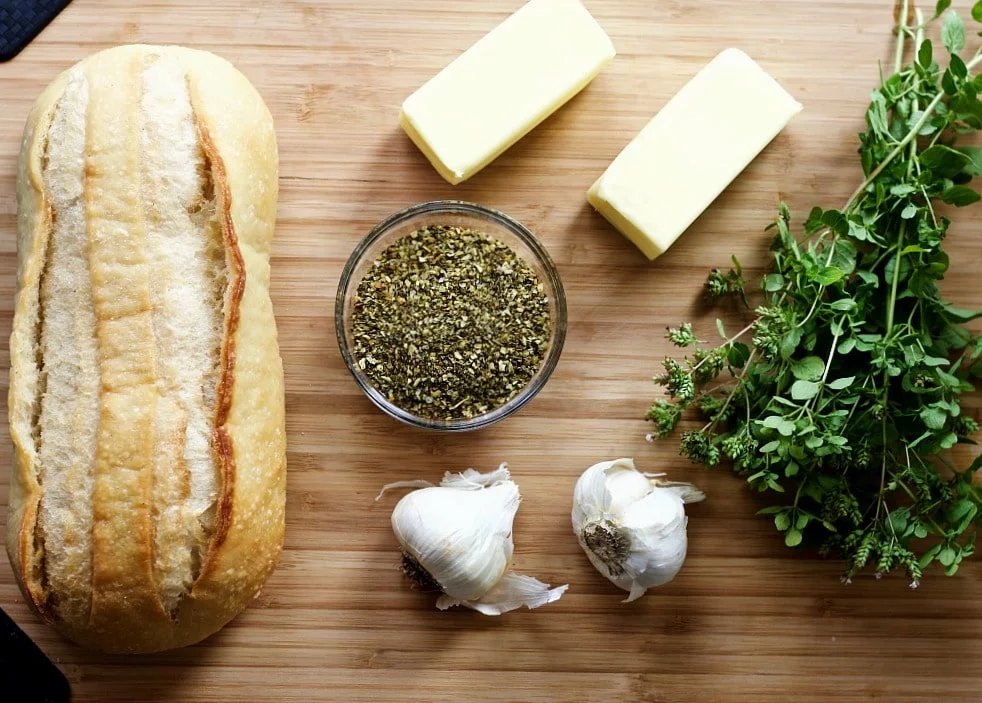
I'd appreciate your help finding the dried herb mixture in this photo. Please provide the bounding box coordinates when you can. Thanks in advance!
[353,225,550,421]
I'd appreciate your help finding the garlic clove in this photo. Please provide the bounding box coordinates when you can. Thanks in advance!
[618,491,689,597]
[604,460,657,513]
[436,572,568,615]
[382,464,568,614]
[391,479,518,602]
[621,488,686,536]
[572,458,704,602]
[572,458,650,532]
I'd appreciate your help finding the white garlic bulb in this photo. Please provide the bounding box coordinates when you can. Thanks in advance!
[572,458,704,602]
[379,464,567,615]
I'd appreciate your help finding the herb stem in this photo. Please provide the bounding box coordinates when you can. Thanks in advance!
[921,186,939,227]
[876,219,908,522]
[793,476,807,514]
[846,93,941,210]
[842,375,872,430]
[913,8,924,53]
[796,292,822,329]
[893,0,909,76]
[795,325,842,420]
[690,321,756,374]
[795,237,840,330]
[701,350,757,433]
[821,328,840,386]
[885,222,906,337]
[847,48,982,213]
[869,244,900,272]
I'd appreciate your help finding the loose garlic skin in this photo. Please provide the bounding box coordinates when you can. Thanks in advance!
[572,458,704,602]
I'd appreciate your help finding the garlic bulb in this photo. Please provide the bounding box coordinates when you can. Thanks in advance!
[378,464,567,615]
[572,458,704,602]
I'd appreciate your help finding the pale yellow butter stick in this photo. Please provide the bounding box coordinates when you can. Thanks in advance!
[588,48,802,260]
[400,0,616,185]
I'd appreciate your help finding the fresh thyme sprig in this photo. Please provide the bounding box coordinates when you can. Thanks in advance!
[648,1,982,585]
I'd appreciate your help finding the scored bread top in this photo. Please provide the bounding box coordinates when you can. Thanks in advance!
[6,45,285,653]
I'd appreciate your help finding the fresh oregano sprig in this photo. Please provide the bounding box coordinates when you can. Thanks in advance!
[648,1,982,585]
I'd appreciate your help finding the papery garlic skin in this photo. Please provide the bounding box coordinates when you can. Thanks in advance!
[381,465,567,615]
[572,458,704,602]
[437,572,567,615]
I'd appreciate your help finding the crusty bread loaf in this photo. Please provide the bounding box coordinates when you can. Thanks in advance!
[6,45,286,653]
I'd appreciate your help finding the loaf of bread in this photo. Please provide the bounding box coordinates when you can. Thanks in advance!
[6,45,286,653]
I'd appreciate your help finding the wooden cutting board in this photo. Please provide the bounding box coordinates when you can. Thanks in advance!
[1,1,981,701]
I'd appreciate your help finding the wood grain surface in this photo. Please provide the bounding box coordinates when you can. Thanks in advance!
[2,1,981,701]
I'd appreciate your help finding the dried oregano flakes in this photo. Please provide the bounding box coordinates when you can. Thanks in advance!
[352,225,551,421]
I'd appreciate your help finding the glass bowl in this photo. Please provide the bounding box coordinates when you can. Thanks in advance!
[335,200,567,432]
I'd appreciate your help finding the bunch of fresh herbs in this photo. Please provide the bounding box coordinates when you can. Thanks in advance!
[648,1,982,585]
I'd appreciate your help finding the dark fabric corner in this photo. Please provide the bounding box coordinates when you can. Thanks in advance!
[0,0,74,63]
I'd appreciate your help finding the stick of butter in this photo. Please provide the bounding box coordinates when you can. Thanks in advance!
[588,48,802,260]
[401,0,616,185]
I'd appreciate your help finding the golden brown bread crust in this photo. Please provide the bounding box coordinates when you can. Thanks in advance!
[6,44,285,653]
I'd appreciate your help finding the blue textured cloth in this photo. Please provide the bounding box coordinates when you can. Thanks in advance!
[0,0,73,62]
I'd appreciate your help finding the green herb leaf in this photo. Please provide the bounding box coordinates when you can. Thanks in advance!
[973,1,982,22]
[816,266,845,286]
[949,499,979,532]
[920,544,943,568]
[942,303,982,322]
[791,356,825,381]
[941,185,981,205]
[918,38,933,68]
[728,342,751,369]
[943,69,959,95]
[762,415,796,437]
[943,11,966,53]
[951,53,968,79]
[785,529,803,547]
[936,0,952,20]
[921,406,948,430]
[856,270,880,287]
[821,209,849,236]
[791,380,820,400]
[921,144,972,176]
[960,146,982,175]
[827,377,856,390]
[764,273,785,292]
[775,512,791,531]
[889,507,910,534]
